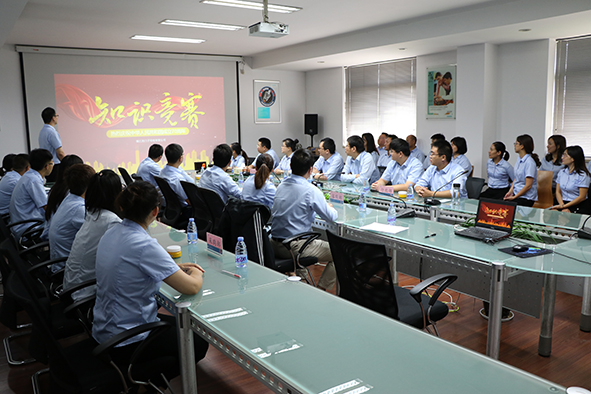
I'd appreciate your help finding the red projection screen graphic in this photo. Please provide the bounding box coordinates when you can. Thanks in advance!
[54,74,226,173]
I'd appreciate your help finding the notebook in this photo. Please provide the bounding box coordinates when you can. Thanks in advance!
[454,198,517,243]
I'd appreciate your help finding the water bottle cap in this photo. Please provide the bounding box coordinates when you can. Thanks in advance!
[189,218,195,222]
[453,183,460,187]
[238,236,244,242]
[390,202,395,206]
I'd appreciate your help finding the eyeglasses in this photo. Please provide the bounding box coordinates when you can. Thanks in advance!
[429,151,441,157]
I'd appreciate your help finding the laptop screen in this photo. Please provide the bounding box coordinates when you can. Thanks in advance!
[475,198,517,233]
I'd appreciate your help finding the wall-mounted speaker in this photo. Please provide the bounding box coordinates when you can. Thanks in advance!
[304,114,318,136]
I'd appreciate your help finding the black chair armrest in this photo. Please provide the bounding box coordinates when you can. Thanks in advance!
[409,273,458,306]
[92,321,171,361]
[60,278,97,302]
[282,231,320,254]
[63,293,96,318]
[18,241,49,257]
[6,218,43,230]
[28,257,68,274]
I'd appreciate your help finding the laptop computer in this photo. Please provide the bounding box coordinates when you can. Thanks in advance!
[454,198,517,243]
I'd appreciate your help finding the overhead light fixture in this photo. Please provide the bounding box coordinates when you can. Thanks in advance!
[160,19,245,31]
[200,0,301,14]
[518,28,531,32]
[131,35,205,44]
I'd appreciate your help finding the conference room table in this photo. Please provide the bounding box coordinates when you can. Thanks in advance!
[151,221,568,394]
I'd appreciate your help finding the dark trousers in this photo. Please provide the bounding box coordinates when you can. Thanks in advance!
[512,197,535,207]
[479,186,510,200]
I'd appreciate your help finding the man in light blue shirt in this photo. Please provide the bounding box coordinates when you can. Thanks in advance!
[415,140,468,199]
[0,154,29,215]
[137,144,163,187]
[372,138,423,192]
[199,144,242,204]
[312,137,344,181]
[249,137,280,170]
[407,134,426,164]
[422,133,446,170]
[159,143,194,207]
[377,132,389,157]
[9,149,54,240]
[271,149,338,291]
[38,107,65,182]
[340,135,380,185]
[376,134,395,168]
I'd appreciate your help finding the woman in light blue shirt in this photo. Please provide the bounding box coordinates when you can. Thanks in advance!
[504,134,540,207]
[480,141,514,200]
[450,136,472,175]
[230,142,248,169]
[242,153,276,209]
[92,181,208,387]
[274,138,299,175]
[551,145,590,214]
[539,135,566,191]
[362,133,380,166]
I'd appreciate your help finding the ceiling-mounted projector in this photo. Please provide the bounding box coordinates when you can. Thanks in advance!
[249,21,289,38]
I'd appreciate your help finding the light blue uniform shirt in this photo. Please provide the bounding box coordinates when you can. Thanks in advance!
[486,159,514,189]
[416,162,468,198]
[159,165,193,206]
[539,158,563,188]
[377,146,388,157]
[410,147,426,164]
[377,152,391,168]
[556,168,590,202]
[423,155,432,170]
[242,176,276,209]
[370,151,380,166]
[199,165,242,204]
[451,154,472,174]
[271,175,338,239]
[231,155,245,168]
[136,157,161,187]
[49,193,85,260]
[0,171,21,215]
[513,154,538,201]
[381,156,423,186]
[341,151,380,185]
[9,169,47,239]
[277,152,294,172]
[38,124,62,164]
[92,219,179,346]
[255,149,280,169]
[313,152,344,180]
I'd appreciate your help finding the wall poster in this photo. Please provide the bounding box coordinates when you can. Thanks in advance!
[254,80,281,123]
[427,65,456,119]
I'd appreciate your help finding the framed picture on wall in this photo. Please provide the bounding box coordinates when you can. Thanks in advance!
[426,65,456,119]
[254,80,281,123]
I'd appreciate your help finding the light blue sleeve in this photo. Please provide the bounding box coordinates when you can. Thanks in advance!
[140,239,180,282]
[30,179,49,209]
[505,162,515,181]
[313,156,324,171]
[352,154,376,185]
[225,176,243,199]
[524,159,537,179]
[48,129,62,150]
[575,173,591,188]
[381,161,395,183]
[310,187,338,223]
[416,166,433,188]
[407,160,424,185]
[340,157,356,183]
[326,157,344,180]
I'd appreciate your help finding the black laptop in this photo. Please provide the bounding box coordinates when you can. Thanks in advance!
[454,198,517,243]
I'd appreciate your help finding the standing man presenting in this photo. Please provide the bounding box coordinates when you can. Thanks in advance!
[38,107,65,182]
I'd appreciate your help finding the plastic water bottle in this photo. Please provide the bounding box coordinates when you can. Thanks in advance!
[362,178,370,194]
[387,202,397,226]
[358,191,367,212]
[238,171,244,188]
[187,218,198,261]
[407,183,415,201]
[452,183,461,205]
[235,236,247,268]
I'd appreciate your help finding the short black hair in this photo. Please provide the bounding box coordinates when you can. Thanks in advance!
[347,135,365,153]
[430,133,446,142]
[2,154,15,172]
[29,148,53,171]
[290,149,315,176]
[259,137,271,150]
[148,144,163,160]
[164,143,183,163]
[389,138,411,157]
[213,144,233,167]
[41,107,56,124]
[320,137,336,154]
[12,154,30,172]
[65,164,96,196]
[388,134,397,140]
[450,136,467,155]
[443,72,452,80]
[432,140,453,163]
[116,181,161,223]
[86,169,123,215]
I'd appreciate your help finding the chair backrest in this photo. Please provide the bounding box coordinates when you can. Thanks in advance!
[533,170,553,208]
[118,167,134,187]
[196,186,226,233]
[180,181,213,239]
[326,230,399,319]
[466,177,485,199]
[377,166,387,177]
[153,176,182,225]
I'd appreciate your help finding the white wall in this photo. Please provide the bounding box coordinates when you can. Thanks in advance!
[238,66,306,157]
[0,44,28,159]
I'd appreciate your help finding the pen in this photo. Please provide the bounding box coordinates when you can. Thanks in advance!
[221,270,241,279]
[425,233,437,238]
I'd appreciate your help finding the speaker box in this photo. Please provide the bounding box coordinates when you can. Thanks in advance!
[304,114,318,136]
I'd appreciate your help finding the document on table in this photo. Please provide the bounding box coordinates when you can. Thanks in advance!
[360,222,408,234]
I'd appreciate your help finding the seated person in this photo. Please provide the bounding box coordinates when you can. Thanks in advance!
[504,134,539,207]
[242,154,276,209]
[0,153,29,215]
[248,137,280,170]
[230,142,248,169]
[376,134,396,168]
[44,154,84,226]
[450,136,472,174]
[362,133,380,166]
[340,135,380,185]
[423,133,446,169]
[551,145,590,214]
[9,149,54,240]
[159,143,193,207]
[137,144,163,187]
[540,135,566,192]
[0,153,15,178]
[372,138,423,192]
[63,170,123,300]
[406,134,426,163]
[275,138,299,176]
[480,142,514,200]
[376,132,389,157]
[312,137,344,181]
[48,164,95,271]
[271,149,338,291]
[415,140,468,199]
[92,181,208,389]
[199,144,242,204]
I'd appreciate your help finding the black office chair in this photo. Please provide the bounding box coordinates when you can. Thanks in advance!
[378,166,387,177]
[180,181,214,240]
[131,174,143,182]
[466,177,486,199]
[195,186,226,234]
[153,176,187,230]
[326,230,457,336]
[118,167,134,187]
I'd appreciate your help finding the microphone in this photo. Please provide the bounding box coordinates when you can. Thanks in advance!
[578,215,591,240]
[423,169,469,206]
[388,194,417,218]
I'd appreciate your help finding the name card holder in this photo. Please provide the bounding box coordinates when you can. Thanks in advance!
[206,232,223,257]
[329,191,344,205]
[378,185,394,196]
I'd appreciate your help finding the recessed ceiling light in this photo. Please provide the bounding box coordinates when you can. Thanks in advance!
[317,61,325,63]
[399,48,406,51]
[160,19,245,31]
[200,0,301,14]
[518,28,531,32]
[131,35,205,44]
